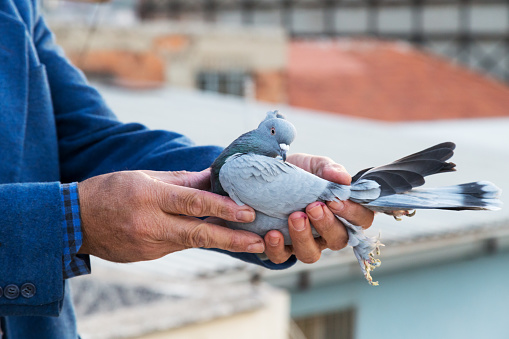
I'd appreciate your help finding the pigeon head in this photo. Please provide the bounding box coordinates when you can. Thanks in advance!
[256,111,296,161]
[210,110,297,195]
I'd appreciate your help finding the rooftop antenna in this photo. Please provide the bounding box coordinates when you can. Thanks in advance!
[72,0,108,69]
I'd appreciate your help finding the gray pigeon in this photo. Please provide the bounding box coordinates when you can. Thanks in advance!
[210,110,502,285]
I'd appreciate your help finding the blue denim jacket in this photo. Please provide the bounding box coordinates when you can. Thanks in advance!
[0,0,294,337]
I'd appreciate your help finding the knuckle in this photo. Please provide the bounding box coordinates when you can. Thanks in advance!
[299,251,321,264]
[292,234,308,247]
[181,193,205,216]
[329,239,347,251]
[322,157,336,167]
[219,198,236,219]
[340,201,360,219]
[120,172,151,203]
[314,217,348,251]
[329,162,346,173]
[343,202,375,229]
[316,155,333,165]
[189,195,205,216]
[226,231,243,251]
[269,255,287,265]
[291,229,312,247]
[206,195,233,219]
[313,156,333,175]
[187,224,211,248]
[314,218,334,235]
[328,242,341,251]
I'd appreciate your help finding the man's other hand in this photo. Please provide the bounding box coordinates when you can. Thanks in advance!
[263,153,375,265]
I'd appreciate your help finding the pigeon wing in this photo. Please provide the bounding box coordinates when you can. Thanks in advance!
[219,153,331,219]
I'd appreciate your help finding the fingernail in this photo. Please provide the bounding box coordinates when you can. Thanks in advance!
[236,210,255,222]
[247,241,265,253]
[291,215,307,232]
[329,200,345,212]
[308,202,325,220]
[269,235,280,247]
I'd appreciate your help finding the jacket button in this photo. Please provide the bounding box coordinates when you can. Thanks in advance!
[4,284,20,299]
[0,286,3,298]
[20,283,36,298]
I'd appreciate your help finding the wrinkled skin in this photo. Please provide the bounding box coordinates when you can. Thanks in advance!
[77,154,374,265]
[78,170,264,262]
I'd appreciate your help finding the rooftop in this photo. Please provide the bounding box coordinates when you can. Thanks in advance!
[97,81,509,250]
[74,83,509,336]
[288,39,509,121]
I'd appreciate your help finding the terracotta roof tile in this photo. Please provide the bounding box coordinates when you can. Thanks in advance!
[288,40,509,121]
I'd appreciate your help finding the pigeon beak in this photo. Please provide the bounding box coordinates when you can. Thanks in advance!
[279,143,290,162]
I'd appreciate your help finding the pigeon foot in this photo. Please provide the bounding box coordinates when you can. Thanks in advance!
[390,209,417,221]
[362,240,384,286]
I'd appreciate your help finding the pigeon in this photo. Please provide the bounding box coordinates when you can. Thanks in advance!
[210,110,502,285]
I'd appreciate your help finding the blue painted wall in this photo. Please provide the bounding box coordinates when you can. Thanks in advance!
[291,251,509,339]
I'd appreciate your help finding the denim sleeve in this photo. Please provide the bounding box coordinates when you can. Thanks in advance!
[34,15,296,272]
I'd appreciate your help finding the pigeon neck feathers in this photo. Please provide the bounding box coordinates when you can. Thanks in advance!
[211,129,280,196]
[211,111,297,196]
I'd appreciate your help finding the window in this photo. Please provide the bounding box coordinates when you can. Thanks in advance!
[293,308,355,339]
[197,70,250,97]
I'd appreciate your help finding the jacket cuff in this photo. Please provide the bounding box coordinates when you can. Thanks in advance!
[0,182,64,316]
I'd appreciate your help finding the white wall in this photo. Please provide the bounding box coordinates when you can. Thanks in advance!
[134,288,289,339]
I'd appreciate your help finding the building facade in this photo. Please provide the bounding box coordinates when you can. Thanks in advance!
[137,0,509,83]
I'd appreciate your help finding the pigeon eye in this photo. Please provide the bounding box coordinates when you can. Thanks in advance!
[270,127,276,135]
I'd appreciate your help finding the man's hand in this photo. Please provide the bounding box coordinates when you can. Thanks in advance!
[78,169,265,263]
[263,154,375,264]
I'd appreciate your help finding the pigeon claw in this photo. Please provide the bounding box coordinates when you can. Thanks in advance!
[363,258,381,286]
[347,223,384,285]
[389,209,416,220]
[362,239,384,286]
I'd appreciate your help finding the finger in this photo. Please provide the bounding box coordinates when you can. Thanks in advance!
[174,216,265,253]
[327,200,375,229]
[263,230,293,264]
[156,184,256,222]
[288,212,322,264]
[144,169,212,190]
[306,202,348,251]
[314,161,351,185]
[287,154,351,185]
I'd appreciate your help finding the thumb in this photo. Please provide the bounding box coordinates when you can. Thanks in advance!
[319,162,351,186]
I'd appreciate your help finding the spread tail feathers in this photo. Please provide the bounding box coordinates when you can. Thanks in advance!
[345,142,502,212]
[350,142,457,202]
[328,142,501,285]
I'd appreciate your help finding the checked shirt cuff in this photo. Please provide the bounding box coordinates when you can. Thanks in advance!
[61,183,91,279]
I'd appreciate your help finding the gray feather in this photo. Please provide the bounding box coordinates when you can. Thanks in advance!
[364,181,502,212]
[220,153,344,220]
[352,142,456,199]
